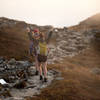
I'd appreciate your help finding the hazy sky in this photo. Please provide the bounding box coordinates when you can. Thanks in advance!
[0,0,100,27]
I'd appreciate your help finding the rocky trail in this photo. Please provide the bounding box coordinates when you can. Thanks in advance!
[0,57,61,100]
[48,29,95,63]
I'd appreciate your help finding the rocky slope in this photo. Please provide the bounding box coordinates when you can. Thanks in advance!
[0,57,60,100]
[0,16,97,63]
[80,13,100,27]
[69,13,100,33]
[0,17,53,60]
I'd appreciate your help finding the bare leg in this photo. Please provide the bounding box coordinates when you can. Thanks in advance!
[39,63,43,80]
[39,63,42,76]
[35,56,39,71]
[43,62,47,78]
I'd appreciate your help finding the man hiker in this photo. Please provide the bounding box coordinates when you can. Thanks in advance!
[27,27,40,75]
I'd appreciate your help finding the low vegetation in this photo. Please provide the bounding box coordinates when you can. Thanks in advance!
[26,42,100,100]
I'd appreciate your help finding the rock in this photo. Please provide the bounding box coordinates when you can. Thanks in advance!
[0,79,7,85]
[14,80,27,89]
[0,57,60,99]
[0,83,3,91]
[0,57,5,64]
[16,61,31,68]
[4,97,24,100]
[91,68,100,75]
[8,58,16,65]
[55,77,64,81]
[0,89,11,98]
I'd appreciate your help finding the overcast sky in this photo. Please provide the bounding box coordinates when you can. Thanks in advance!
[0,0,100,27]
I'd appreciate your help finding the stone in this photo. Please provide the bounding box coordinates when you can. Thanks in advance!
[91,68,100,75]
[13,80,27,89]
[55,77,64,81]
[0,89,11,98]
[4,97,24,100]
[0,83,3,91]
[0,57,61,99]
[8,59,16,65]
[0,79,7,85]
[0,57,5,64]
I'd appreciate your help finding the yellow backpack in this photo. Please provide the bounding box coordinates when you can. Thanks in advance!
[38,42,48,56]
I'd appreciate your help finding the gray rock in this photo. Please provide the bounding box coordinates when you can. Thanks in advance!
[4,97,24,100]
[8,59,16,65]
[91,68,100,75]
[0,57,5,64]
[0,57,60,99]
[55,77,64,80]
[16,61,31,68]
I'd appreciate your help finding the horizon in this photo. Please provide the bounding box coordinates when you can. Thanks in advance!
[0,0,100,28]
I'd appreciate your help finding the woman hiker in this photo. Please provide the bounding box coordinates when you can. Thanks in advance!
[37,32,50,82]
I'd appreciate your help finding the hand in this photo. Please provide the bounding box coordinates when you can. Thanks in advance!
[27,27,30,32]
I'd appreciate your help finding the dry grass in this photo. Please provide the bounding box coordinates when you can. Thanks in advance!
[26,42,100,100]
[0,27,30,60]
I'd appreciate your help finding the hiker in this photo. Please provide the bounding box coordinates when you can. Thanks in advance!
[37,32,49,82]
[27,27,40,75]
[27,27,33,56]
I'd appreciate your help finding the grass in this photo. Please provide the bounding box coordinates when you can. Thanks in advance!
[26,42,100,100]
[0,27,30,60]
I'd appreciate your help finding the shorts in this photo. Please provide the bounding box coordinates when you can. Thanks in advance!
[37,54,47,62]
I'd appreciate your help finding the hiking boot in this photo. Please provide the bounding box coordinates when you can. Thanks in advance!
[35,70,39,75]
[40,75,43,80]
[44,78,48,82]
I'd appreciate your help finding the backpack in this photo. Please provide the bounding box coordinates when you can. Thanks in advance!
[37,42,48,56]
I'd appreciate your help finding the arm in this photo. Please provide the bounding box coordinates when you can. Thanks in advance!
[27,27,30,33]
[29,41,34,56]
[46,31,53,44]
[47,46,50,56]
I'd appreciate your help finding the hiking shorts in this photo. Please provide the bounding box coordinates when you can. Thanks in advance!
[37,54,47,63]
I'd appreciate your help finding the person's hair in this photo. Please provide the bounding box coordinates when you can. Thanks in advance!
[40,32,45,38]
[39,32,46,42]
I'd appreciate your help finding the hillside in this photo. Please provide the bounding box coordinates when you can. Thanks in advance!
[0,17,92,63]
[79,13,100,27]
[0,17,29,60]
[0,13,100,60]
[70,13,100,31]
[0,17,53,60]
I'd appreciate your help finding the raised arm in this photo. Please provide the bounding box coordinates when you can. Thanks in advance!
[27,27,31,33]
[46,30,53,44]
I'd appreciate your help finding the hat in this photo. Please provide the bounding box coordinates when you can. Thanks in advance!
[34,29,39,33]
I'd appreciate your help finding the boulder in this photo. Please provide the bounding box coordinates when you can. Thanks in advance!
[8,58,16,65]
